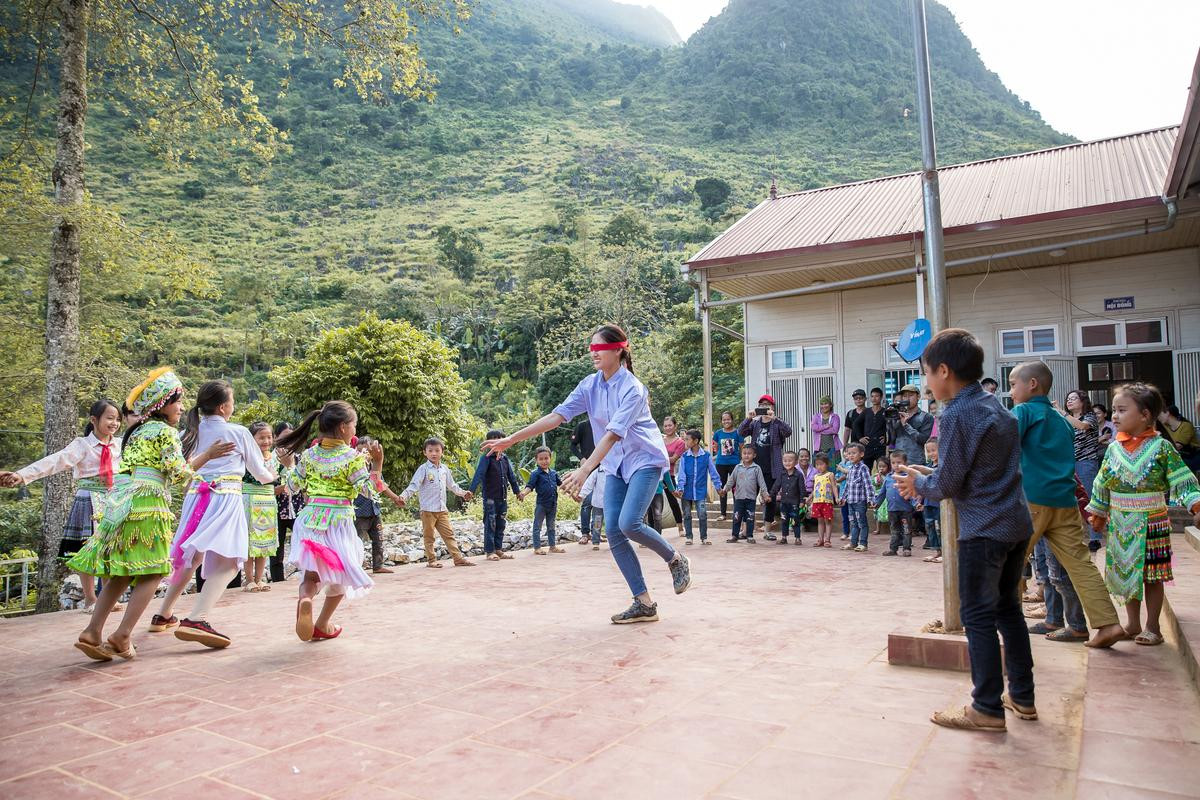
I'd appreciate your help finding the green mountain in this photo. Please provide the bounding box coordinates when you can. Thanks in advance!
[2,0,1068,450]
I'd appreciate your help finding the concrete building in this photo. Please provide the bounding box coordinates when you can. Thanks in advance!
[686,53,1200,455]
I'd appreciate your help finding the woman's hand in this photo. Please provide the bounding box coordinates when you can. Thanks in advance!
[0,472,24,488]
[561,467,591,500]
[205,440,237,460]
[482,436,516,456]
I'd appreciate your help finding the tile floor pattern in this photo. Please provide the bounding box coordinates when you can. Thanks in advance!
[2,536,1199,799]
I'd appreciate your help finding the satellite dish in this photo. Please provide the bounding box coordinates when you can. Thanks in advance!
[895,318,932,363]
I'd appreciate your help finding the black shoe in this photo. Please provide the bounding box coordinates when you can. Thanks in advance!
[611,599,659,624]
[882,550,898,557]
[763,533,777,541]
[793,537,802,545]
[1088,540,1102,553]
[726,536,740,543]
[745,537,757,544]
[174,618,231,649]
[777,537,788,545]
[670,554,693,595]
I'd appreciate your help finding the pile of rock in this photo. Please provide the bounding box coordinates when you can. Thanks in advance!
[59,573,188,611]
[379,517,587,564]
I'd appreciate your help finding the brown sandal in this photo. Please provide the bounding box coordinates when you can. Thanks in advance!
[296,598,314,642]
[931,705,1006,732]
[426,562,443,568]
[74,640,113,662]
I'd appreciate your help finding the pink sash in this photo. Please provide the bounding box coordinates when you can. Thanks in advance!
[170,481,212,583]
[303,538,346,573]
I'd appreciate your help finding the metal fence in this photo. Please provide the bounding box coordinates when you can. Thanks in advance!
[0,556,36,616]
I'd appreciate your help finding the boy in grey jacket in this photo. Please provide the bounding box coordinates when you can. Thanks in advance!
[721,444,770,543]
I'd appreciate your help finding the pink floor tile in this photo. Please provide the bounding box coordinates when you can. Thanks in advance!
[331,703,496,757]
[927,719,1082,770]
[319,673,447,716]
[3,692,121,738]
[472,708,638,761]
[772,710,931,767]
[718,747,905,800]
[374,739,562,800]
[76,695,239,744]
[0,725,117,782]
[144,776,268,799]
[212,735,406,800]
[622,710,784,767]
[62,727,265,796]
[538,742,732,800]
[896,746,1075,799]
[1079,731,1200,796]
[202,701,371,750]
[1073,778,1195,799]
[425,678,567,721]
[73,667,218,707]
[0,768,120,798]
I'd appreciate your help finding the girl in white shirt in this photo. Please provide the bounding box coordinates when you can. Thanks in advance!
[150,381,277,648]
[0,400,122,611]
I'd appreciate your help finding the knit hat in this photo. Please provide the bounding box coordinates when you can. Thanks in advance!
[126,367,183,419]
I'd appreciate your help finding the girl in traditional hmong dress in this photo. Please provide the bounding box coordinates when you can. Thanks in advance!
[1087,382,1200,646]
[67,369,234,661]
[151,381,277,649]
[276,401,381,642]
[242,422,280,592]
[0,400,122,612]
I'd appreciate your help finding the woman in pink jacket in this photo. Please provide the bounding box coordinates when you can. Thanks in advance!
[810,396,842,465]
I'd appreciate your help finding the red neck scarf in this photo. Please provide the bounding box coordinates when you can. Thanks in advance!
[98,442,114,490]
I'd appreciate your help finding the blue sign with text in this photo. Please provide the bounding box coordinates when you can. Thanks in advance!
[1104,296,1134,311]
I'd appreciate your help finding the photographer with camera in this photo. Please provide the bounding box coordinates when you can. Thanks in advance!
[887,383,935,465]
[738,394,793,535]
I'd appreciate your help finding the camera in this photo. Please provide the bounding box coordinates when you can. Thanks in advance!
[755,406,771,418]
[883,399,910,419]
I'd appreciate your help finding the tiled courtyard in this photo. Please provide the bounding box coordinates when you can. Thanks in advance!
[2,534,1198,799]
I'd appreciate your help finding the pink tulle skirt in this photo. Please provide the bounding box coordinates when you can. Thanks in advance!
[287,518,373,599]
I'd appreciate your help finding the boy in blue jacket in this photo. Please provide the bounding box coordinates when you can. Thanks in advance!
[876,451,916,556]
[674,429,723,545]
[519,446,563,554]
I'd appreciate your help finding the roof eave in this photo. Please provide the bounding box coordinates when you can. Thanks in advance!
[1165,48,1200,200]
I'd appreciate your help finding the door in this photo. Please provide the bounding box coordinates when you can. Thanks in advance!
[1078,351,1175,407]
[768,376,805,454]
[1176,349,1200,415]
[865,369,886,397]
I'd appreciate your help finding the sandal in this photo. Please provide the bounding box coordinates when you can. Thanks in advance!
[426,562,443,568]
[923,555,938,562]
[931,705,1006,732]
[242,581,256,592]
[1134,630,1164,646]
[296,598,314,642]
[498,552,513,559]
[932,556,943,563]
[74,640,113,662]
[1028,622,1061,635]
[1046,628,1088,642]
[487,554,501,561]
[311,624,343,641]
[102,638,136,660]
[258,582,271,592]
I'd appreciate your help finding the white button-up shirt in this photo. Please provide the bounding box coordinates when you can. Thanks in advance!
[401,461,465,513]
[192,416,276,483]
[553,366,669,482]
[17,433,121,483]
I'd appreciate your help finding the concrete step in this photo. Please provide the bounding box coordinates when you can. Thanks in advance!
[1170,506,1193,533]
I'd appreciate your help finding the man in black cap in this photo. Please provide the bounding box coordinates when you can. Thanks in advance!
[844,389,867,458]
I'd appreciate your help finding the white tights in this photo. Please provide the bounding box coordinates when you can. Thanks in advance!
[187,555,239,621]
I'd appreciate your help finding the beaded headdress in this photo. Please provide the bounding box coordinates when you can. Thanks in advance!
[126,367,183,419]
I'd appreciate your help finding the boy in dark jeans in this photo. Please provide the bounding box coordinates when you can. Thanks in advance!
[469,430,522,561]
[519,446,563,554]
[877,451,915,556]
[771,450,807,544]
[895,328,1034,733]
[723,444,770,543]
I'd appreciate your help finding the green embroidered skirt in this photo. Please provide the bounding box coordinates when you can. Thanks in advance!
[67,468,174,580]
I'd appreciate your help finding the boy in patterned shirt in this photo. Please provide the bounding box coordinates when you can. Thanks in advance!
[839,443,872,551]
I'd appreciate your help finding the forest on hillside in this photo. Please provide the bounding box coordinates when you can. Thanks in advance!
[0,0,1068,541]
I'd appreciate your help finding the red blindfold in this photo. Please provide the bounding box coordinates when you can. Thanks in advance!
[590,341,629,352]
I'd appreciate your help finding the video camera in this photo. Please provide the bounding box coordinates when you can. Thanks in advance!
[883,399,911,419]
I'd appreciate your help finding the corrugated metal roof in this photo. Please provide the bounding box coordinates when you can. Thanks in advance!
[688,127,1179,268]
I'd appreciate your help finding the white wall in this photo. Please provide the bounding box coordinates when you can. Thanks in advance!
[742,247,1200,414]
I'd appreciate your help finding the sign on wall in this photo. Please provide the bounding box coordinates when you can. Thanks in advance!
[1104,296,1135,311]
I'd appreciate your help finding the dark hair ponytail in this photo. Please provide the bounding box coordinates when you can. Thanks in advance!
[595,323,634,374]
[181,380,234,458]
[275,401,357,455]
[82,398,120,436]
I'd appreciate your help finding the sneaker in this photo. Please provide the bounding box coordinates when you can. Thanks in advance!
[745,537,757,544]
[669,554,693,595]
[778,537,788,545]
[725,536,740,543]
[902,549,912,557]
[701,539,712,546]
[1087,540,1102,553]
[841,544,854,550]
[611,599,659,624]
[685,538,694,545]
[793,537,802,545]
[148,614,179,633]
[854,545,866,553]
[174,618,231,649]
[840,534,850,541]
[763,533,777,541]
[882,550,897,557]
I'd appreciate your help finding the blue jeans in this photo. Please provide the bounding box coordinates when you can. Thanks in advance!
[731,498,757,539]
[779,502,802,539]
[482,498,508,554]
[1075,459,1101,544]
[532,502,557,549]
[846,501,868,547]
[1034,538,1063,626]
[1047,547,1085,631]
[580,493,593,543]
[604,468,677,597]
[841,500,851,537]
[590,508,604,544]
[924,507,941,550]
[682,498,708,541]
[958,537,1035,718]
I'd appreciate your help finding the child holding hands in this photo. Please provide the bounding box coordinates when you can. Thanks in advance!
[398,437,475,567]
[520,446,564,554]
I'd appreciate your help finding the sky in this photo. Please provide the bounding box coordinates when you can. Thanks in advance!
[643,0,1200,141]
